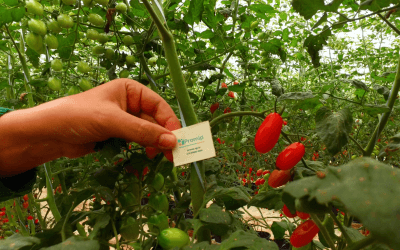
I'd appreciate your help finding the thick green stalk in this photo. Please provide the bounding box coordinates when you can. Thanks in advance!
[364,53,400,155]
[141,0,210,242]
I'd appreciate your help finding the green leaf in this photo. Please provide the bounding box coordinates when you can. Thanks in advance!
[182,242,219,250]
[247,189,283,211]
[363,104,390,116]
[11,7,25,22]
[293,97,322,110]
[26,48,40,68]
[278,92,315,102]
[359,0,394,11]
[378,133,400,158]
[312,12,328,29]
[0,234,40,250]
[199,204,232,235]
[0,80,10,90]
[183,0,204,25]
[200,30,214,39]
[228,84,246,93]
[88,213,110,240]
[0,6,13,25]
[283,157,400,250]
[271,221,286,240]
[94,137,127,161]
[205,185,250,210]
[315,107,352,156]
[40,236,100,250]
[202,0,217,29]
[248,3,277,20]
[304,26,332,67]
[219,230,279,250]
[3,0,18,6]
[56,33,76,59]
[291,0,325,20]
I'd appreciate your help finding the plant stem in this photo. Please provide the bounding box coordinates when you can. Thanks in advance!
[14,198,30,236]
[329,210,352,244]
[341,236,376,250]
[310,213,337,250]
[61,201,75,241]
[111,218,121,250]
[364,52,400,155]
[44,163,62,222]
[28,193,45,229]
[377,13,400,36]
[4,24,34,107]
[348,136,366,155]
[210,111,265,127]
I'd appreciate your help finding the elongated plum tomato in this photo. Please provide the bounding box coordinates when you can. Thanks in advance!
[268,169,291,188]
[276,142,305,170]
[290,220,320,248]
[254,113,283,153]
[282,204,297,218]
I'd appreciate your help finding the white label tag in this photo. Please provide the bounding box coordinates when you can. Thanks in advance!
[171,121,216,166]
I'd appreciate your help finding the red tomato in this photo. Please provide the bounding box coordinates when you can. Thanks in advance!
[233,81,239,85]
[283,120,287,125]
[259,178,265,185]
[0,212,5,217]
[221,83,227,88]
[254,113,283,153]
[268,169,291,188]
[276,142,305,170]
[224,107,231,113]
[23,202,29,209]
[27,215,33,220]
[228,91,235,98]
[256,169,263,176]
[297,211,310,220]
[3,218,8,223]
[290,220,320,248]
[34,219,39,224]
[255,179,261,186]
[210,103,219,114]
[23,194,29,201]
[262,170,270,175]
[282,204,296,218]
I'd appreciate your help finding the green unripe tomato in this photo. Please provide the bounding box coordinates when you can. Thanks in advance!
[62,0,75,5]
[28,19,47,36]
[148,212,169,234]
[94,0,108,6]
[67,86,80,95]
[125,55,135,65]
[26,0,43,16]
[122,35,134,46]
[47,20,62,33]
[92,45,105,55]
[258,32,267,40]
[51,59,63,71]
[105,48,115,59]
[48,77,62,91]
[371,153,376,157]
[373,150,379,155]
[77,61,91,73]
[97,33,109,44]
[261,57,269,65]
[234,141,241,151]
[119,69,130,78]
[88,13,104,27]
[86,29,99,40]
[116,2,127,13]
[45,34,59,49]
[79,78,93,91]
[374,145,379,150]
[57,14,74,28]
[25,32,43,53]
[251,20,259,29]
[148,56,157,67]
[158,228,190,250]
[82,0,95,7]
[151,173,164,191]
[351,155,357,160]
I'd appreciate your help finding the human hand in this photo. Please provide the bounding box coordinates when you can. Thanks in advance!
[12,79,181,165]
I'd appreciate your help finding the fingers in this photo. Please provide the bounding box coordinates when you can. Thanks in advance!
[124,79,181,132]
[106,111,178,149]
[146,147,173,162]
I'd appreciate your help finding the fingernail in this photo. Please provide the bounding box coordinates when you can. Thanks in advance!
[158,134,176,149]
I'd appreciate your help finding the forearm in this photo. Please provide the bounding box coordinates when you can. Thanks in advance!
[0,106,63,177]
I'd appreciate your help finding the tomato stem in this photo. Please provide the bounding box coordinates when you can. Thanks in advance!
[210,111,266,127]
[310,213,336,250]
[329,210,352,244]
[14,198,30,236]
[28,193,46,229]
[341,236,376,250]
[44,163,62,222]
